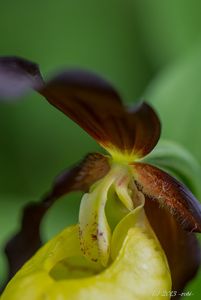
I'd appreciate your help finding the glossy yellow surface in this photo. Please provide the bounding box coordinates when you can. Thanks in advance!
[2,210,171,300]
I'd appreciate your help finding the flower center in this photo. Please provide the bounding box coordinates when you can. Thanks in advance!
[78,163,143,266]
[49,256,104,281]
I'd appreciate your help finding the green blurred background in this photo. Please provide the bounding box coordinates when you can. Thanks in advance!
[1,0,201,298]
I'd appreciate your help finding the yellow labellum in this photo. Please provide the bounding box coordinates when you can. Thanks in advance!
[1,207,171,300]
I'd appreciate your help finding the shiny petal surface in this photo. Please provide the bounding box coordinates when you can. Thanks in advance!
[0,56,161,157]
[133,162,201,232]
[3,153,110,289]
[40,69,123,150]
[0,56,43,99]
[145,199,201,295]
[41,75,161,157]
[125,102,161,158]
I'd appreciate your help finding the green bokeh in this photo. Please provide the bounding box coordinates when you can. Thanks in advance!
[1,0,201,298]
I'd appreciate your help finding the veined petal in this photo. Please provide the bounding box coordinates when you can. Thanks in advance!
[145,199,201,294]
[1,210,171,300]
[41,77,161,157]
[3,153,109,288]
[133,162,201,232]
[0,56,160,158]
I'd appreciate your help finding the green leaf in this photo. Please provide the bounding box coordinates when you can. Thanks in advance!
[145,43,201,165]
[132,0,201,67]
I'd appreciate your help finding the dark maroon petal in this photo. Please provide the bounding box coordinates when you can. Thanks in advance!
[127,102,161,157]
[40,69,123,149]
[0,56,161,156]
[40,73,160,157]
[133,162,201,232]
[2,153,110,290]
[0,56,43,99]
[145,199,201,295]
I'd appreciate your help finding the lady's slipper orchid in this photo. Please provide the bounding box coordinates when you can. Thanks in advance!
[0,57,201,299]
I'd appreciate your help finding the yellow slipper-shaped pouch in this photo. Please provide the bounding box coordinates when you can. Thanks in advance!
[1,203,171,300]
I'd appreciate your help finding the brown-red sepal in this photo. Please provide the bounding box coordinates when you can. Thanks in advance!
[133,162,201,233]
[145,199,201,296]
[0,56,161,157]
[2,153,110,291]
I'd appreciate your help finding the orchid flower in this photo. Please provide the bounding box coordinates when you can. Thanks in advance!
[0,57,201,300]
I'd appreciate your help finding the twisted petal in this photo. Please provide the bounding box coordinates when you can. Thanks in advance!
[0,56,160,157]
[3,153,109,288]
[133,162,201,294]
[133,162,201,232]
[79,174,114,266]
[0,56,43,98]
[145,199,201,294]
[79,164,134,266]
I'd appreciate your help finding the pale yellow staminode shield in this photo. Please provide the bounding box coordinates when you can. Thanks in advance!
[79,164,134,267]
[1,205,171,300]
